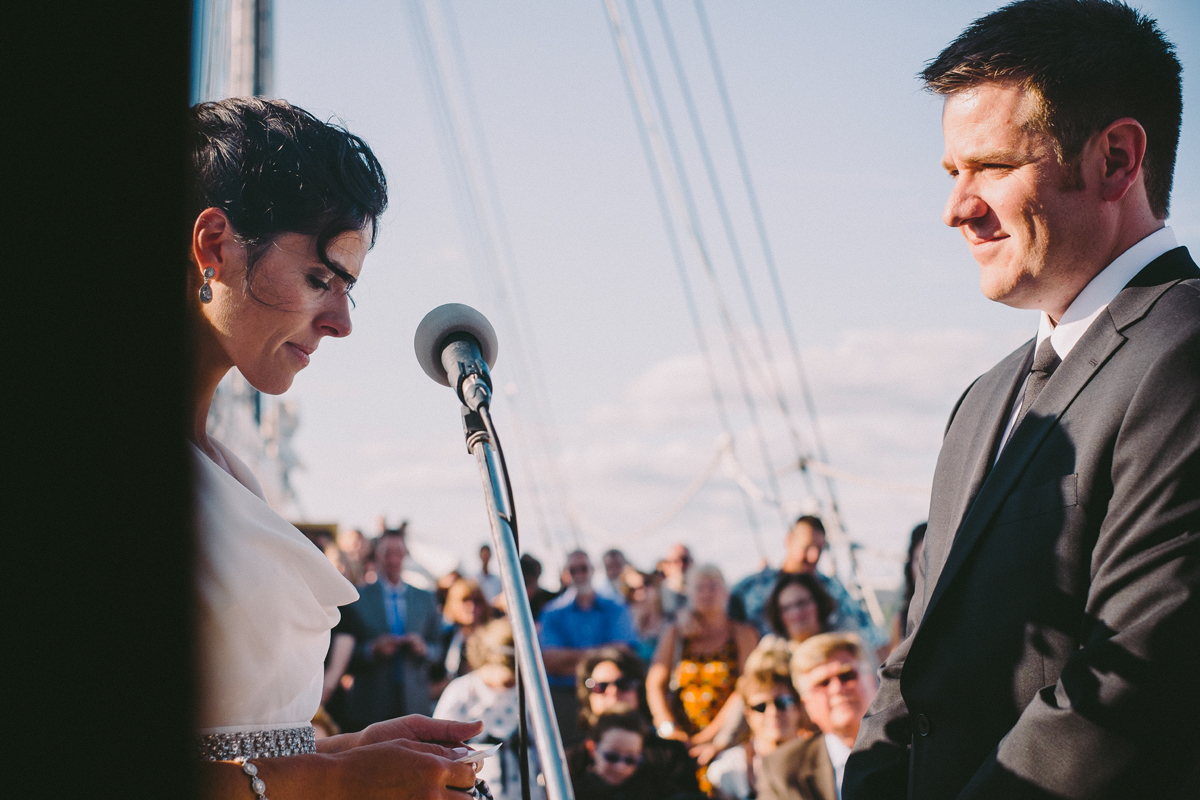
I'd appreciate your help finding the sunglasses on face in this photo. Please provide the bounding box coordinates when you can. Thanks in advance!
[585,676,640,693]
[809,667,859,692]
[599,751,642,767]
[747,695,798,714]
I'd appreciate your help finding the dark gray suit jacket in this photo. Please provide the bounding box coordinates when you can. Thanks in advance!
[844,248,1200,799]
[759,735,838,800]
[340,580,442,731]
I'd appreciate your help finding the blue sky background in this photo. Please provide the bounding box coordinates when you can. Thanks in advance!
[269,0,1199,588]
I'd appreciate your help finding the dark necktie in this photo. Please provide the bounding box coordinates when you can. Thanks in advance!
[1014,338,1061,430]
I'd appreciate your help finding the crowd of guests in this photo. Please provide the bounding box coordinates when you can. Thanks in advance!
[304,515,922,800]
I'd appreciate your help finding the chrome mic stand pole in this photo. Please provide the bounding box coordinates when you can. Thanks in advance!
[461,407,574,800]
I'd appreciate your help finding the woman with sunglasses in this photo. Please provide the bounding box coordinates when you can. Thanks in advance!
[570,646,703,799]
[705,645,806,800]
[189,98,481,799]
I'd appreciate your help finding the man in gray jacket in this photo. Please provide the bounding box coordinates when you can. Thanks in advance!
[341,529,442,731]
[845,1,1199,798]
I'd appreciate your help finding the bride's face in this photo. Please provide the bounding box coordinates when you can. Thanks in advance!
[204,225,372,394]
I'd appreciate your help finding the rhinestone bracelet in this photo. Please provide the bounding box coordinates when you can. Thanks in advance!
[234,757,269,800]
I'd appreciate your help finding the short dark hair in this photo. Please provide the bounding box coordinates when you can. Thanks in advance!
[792,515,825,535]
[375,525,407,556]
[764,572,836,639]
[380,522,407,541]
[587,708,646,743]
[520,553,543,580]
[921,0,1182,219]
[187,97,388,285]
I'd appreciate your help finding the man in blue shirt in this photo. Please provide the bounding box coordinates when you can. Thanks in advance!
[539,549,637,745]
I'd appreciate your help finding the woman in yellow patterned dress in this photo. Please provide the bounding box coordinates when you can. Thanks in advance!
[646,564,759,792]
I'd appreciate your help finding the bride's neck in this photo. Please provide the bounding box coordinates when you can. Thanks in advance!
[190,315,233,453]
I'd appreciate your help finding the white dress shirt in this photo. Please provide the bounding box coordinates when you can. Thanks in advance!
[994,226,1178,461]
[824,733,853,800]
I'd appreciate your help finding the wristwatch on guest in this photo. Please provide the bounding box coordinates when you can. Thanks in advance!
[657,720,676,737]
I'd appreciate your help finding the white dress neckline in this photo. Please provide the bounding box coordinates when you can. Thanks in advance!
[192,440,359,735]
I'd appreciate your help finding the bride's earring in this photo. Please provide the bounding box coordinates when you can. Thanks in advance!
[199,266,215,303]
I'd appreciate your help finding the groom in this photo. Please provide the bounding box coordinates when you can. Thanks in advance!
[844,2,1200,798]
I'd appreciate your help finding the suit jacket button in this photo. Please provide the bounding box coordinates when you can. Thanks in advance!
[916,714,931,736]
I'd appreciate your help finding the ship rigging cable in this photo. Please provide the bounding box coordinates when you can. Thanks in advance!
[682,0,864,577]
[691,0,849,537]
[621,0,789,532]
[436,0,584,552]
[603,0,766,556]
[607,0,886,625]
[651,0,818,504]
[405,0,578,555]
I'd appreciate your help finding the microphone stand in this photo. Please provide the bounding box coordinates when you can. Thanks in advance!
[461,406,574,800]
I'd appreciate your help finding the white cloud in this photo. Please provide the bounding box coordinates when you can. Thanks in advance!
[290,324,1027,591]
[476,324,1028,585]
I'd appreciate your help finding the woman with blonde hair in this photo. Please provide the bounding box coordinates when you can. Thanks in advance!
[646,564,759,780]
[705,643,811,800]
[432,578,493,697]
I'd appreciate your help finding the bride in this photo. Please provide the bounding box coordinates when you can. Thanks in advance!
[188,97,482,799]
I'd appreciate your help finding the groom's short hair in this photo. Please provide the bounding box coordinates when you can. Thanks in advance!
[921,0,1182,219]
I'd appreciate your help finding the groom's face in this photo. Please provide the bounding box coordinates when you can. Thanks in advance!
[939,82,1095,315]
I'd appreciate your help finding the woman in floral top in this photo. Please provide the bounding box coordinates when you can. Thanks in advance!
[646,565,759,790]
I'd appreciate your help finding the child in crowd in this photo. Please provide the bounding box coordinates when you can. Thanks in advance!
[573,709,652,800]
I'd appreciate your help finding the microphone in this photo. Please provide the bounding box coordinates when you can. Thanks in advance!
[414,303,499,411]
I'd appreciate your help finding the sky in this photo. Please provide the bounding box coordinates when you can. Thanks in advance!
[266,0,1200,591]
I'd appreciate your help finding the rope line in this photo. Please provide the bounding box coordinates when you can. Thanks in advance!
[405,0,578,555]
[622,0,784,535]
[438,0,582,550]
[691,0,842,519]
[652,0,817,497]
[602,0,764,552]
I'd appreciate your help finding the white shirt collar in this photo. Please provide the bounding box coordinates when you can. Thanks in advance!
[1039,226,1178,358]
[823,733,853,800]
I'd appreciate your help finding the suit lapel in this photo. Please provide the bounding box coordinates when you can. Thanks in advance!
[808,737,838,800]
[366,582,389,634]
[403,584,416,635]
[920,247,1197,627]
[947,344,1032,535]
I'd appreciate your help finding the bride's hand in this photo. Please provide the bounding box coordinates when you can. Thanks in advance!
[326,737,481,800]
[320,714,483,753]
[359,715,483,748]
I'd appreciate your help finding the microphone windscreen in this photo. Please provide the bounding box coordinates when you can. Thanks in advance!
[414,303,499,386]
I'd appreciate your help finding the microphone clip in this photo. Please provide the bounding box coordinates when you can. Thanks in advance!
[455,362,492,412]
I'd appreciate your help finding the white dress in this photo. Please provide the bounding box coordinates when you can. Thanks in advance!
[193,441,359,758]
